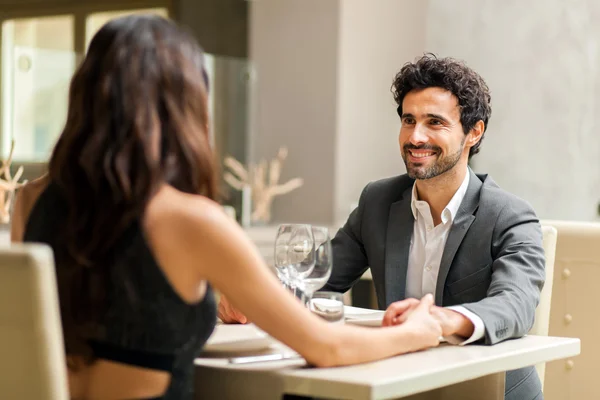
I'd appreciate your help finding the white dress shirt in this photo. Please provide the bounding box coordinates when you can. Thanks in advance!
[405,171,485,345]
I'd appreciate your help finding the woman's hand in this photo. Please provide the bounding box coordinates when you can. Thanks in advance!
[217,294,249,324]
[385,294,442,350]
[382,297,420,326]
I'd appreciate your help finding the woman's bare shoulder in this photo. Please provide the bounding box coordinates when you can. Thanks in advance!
[143,186,243,251]
[145,186,228,230]
[19,174,50,197]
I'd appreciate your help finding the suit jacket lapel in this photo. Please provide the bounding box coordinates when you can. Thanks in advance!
[384,187,414,307]
[435,169,482,305]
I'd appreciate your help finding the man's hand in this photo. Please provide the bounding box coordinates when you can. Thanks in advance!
[383,299,475,339]
[217,294,249,324]
[430,306,474,338]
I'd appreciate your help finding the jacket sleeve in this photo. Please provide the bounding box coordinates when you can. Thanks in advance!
[321,183,371,293]
[461,200,546,345]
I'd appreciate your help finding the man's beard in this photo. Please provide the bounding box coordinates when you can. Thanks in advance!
[402,139,465,180]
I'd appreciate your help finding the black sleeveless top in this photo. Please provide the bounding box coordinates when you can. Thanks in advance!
[23,182,217,400]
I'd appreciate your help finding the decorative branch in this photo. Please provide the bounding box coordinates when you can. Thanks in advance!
[223,146,304,224]
[223,172,245,191]
[269,177,304,196]
[0,140,27,223]
[223,157,248,182]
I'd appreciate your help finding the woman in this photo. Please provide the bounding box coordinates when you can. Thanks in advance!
[11,15,442,400]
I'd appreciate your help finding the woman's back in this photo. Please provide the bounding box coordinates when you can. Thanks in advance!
[22,180,217,399]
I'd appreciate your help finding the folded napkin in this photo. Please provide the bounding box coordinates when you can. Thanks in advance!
[310,298,343,322]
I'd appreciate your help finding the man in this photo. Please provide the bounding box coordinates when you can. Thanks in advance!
[322,54,545,400]
[219,54,545,399]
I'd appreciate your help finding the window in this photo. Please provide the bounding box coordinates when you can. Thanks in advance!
[85,8,168,49]
[0,4,250,218]
[1,15,75,161]
[0,6,169,165]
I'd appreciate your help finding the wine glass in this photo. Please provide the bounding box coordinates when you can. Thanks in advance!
[297,226,332,306]
[274,224,315,291]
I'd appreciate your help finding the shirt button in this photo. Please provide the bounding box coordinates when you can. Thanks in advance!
[425,265,433,271]
[426,226,432,232]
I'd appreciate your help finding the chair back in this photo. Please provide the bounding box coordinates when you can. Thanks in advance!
[541,220,600,400]
[0,244,68,399]
[529,225,557,389]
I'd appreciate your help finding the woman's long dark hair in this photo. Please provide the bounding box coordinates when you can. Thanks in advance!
[48,15,216,366]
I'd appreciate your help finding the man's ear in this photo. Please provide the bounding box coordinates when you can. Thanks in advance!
[466,120,485,148]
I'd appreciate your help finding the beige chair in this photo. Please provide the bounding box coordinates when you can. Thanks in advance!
[529,225,557,390]
[541,220,600,400]
[0,244,69,400]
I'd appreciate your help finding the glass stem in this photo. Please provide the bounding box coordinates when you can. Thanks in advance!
[293,285,300,300]
[300,290,313,308]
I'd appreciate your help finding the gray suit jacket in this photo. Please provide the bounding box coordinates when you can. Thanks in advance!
[324,169,546,399]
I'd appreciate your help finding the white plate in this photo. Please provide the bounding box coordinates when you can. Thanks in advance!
[204,324,275,353]
[344,306,383,317]
[344,306,384,327]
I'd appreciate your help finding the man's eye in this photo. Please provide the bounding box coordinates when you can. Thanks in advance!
[430,119,442,125]
[402,118,415,124]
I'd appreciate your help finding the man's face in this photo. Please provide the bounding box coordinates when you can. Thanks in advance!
[398,87,469,180]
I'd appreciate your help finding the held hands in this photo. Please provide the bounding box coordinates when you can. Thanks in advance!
[219,289,473,339]
[217,295,249,324]
[382,295,474,339]
[386,294,442,349]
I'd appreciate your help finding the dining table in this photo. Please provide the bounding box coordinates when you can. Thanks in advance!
[194,306,580,400]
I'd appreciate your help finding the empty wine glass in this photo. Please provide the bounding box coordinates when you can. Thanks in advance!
[274,224,315,292]
[297,226,332,306]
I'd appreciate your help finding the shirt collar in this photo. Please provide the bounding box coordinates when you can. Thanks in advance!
[410,169,471,224]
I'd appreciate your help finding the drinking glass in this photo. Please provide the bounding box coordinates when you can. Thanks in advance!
[274,224,315,290]
[297,226,332,306]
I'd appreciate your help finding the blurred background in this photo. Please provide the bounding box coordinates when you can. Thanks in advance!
[1,0,598,226]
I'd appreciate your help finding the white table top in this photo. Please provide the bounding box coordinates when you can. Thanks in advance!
[195,325,580,400]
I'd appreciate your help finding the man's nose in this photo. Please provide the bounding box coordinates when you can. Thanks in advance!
[408,123,428,145]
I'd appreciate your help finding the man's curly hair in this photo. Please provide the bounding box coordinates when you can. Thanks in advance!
[391,53,492,158]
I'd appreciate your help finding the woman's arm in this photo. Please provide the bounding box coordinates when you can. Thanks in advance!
[149,189,442,367]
